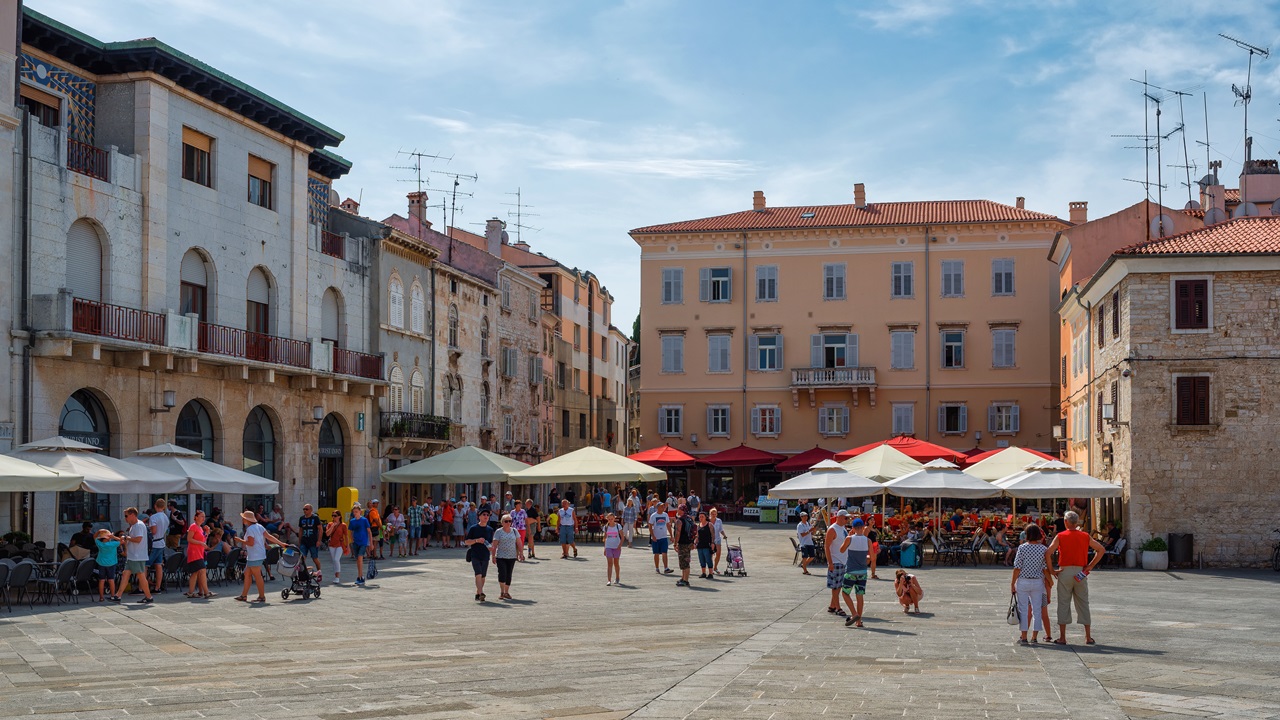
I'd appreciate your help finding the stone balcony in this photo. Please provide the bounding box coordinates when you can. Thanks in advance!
[30,123,141,192]
[790,366,877,408]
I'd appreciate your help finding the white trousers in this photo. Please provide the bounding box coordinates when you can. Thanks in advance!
[1016,577,1045,632]
[328,547,343,578]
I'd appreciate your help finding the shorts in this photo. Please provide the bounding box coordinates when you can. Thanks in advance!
[826,563,846,590]
[397,529,408,543]
[842,569,868,596]
[605,546,621,559]
[677,545,691,570]
[800,545,815,559]
[471,555,490,578]
[148,548,164,565]
[651,538,669,555]
[97,564,118,581]
[301,544,319,559]
[125,560,147,574]
[185,558,207,573]
[266,523,281,534]
[409,525,421,539]
[559,526,575,545]
[351,544,367,558]
[244,558,263,569]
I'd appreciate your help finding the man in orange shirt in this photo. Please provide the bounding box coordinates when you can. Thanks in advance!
[367,499,384,559]
[1045,510,1107,645]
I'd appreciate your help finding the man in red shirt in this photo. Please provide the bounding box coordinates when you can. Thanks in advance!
[1045,510,1107,645]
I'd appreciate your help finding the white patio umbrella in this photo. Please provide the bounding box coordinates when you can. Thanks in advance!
[0,453,84,492]
[995,460,1123,499]
[768,460,882,500]
[9,437,187,494]
[965,447,1058,482]
[126,443,280,494]
[884,459,1002,499]
[508,446,665,485]
[381,445,531,485]
[839,444,923,483]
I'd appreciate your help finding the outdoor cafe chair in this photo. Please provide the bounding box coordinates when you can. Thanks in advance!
[71,558,97,601]
[163,553,186,587]
[1101,538,1127,568]
[35,558,77,605]
[789,537,800,565]
[222,547,243,584]
[0,563,8,611]
[204,550,225,584]
[6,561,35,609]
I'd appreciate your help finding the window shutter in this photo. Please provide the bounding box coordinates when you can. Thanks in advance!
[180,250,207,286]
[673,337,683,371]
[840,408,850,435]
[1175,282,1191,328]
[1097,391,1104,432]
[1010,405,1020,432]
[1193,377,1209,424]
[1097,303,1105,347]
[724,268,732,300]
[1111,291,1120,337]
[750,407,761,435]
[673,269,683,303]
[66,220,103,301]
[699,268,711,302]
[776,334,784,369]
[1061,355,1067,387]
[810,334,822,368]
[958,405,967,433]
[937,406,946,433]
[706,407,714,435]
[321,291,339,342]
[247,269,270,304]
[748,335,759,371]
[1176,378,1191,425]
[988,405,997,432]
[1191,281,1207,328]
[846,334,859,367]
[818,409,828,435]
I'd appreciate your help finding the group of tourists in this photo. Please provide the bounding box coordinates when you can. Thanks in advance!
[1009,510,1107,645]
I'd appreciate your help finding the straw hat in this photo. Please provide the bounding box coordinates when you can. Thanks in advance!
[240,510,258,524]
[94,528,112,540]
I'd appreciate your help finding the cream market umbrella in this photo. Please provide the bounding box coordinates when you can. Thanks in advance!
[995,460,1123,499]
[126,444,280,494]
[964,447,1058,482]
[883,459,1001,500]
[9,437,187,494]
[768,460,883,500]
[381,445,531,485]
[839,444,923,483]
[508,446,665,485]
[0,453,84,492]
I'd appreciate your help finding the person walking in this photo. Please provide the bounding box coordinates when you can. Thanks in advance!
[324,510,348,584]
[649,502,672,574]
[695,512,715,579]
[407,499,423,556]
[94,529,119,602]
[510,502,528,561]
[297,504,323,574]
[709,507,727,574]
[1045,510,1106,645]
[839,518,872,628]
[146,498,169,594]
[622,498,639,549]
[492,513,523,600]
[1011,524,1049,644]
[466,508,495,602]
[347,504,372,586]
[184,509,214,599]
[673,504,697,587]
[524,499,540,558]
[367,499,384,559]
[114,507,154,604]
[234,509,284,603]
[796,512,816,575]
[603,512,623,586]
[445,499,461,549]
[557,500,578,558]
[823,511,849,617]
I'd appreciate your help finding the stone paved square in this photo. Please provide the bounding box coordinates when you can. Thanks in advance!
[1,523,1277,719]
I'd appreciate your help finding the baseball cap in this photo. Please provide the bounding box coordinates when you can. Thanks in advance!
[851,518,865,527]
[836,510,850,517]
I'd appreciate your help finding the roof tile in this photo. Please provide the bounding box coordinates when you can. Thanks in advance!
[631,200,1065,234]
[1116,215,1280,255]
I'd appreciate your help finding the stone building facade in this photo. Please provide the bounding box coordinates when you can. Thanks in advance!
[489,220,549,465]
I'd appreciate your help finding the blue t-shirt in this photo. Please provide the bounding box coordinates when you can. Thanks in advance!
[348,516,372,546]
[95,539,120,566]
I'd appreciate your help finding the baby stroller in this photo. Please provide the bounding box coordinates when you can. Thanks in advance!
[724,538,747,577]
[278,546,322,601]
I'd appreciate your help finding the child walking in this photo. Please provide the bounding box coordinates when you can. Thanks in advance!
[603,513,622,586]
[94,529,119,602]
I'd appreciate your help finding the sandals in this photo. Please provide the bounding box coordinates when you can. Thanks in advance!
[1086,638,1097,645]
[252,596,266,603]
[235,596,248,602]
[1053,639,1067,645]
[827,606,847,617]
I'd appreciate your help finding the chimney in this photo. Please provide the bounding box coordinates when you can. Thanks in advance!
[1069,201,1088,224]
[854,183,866,208]
[513,240,531,251]
[752,190,766,211]
[339,197,360,215]
[407,192,427,225]
[1016,196,1025,210]
[484,218,506,257]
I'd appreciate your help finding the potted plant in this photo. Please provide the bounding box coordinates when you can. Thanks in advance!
[1139,536,1169,571]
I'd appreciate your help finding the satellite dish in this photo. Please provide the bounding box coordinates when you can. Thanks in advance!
[1232,202,1259,218]
[1149,213,1175,239]
[328,188,341,206]
[1204,207,1228,225]
[1197,174,1219,188]
[1185,200,1202,211]
[500,230,510,243]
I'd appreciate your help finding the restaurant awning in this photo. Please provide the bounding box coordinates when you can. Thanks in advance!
[775,446,838,474]
[126,444,280,494]
[767,460,882,499]
[833,436,966,464]
[699,444,786,468]
[381,445,530,485]
[964,447,1058,481]
[0,453,84,492]
[627,444,697,468]
[509,446,666,485]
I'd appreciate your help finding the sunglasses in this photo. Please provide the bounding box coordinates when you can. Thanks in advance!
[502,519,511,524]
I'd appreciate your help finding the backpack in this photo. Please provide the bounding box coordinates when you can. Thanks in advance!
[678,516,696,544]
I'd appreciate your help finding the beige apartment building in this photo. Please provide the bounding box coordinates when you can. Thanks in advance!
[631,185,1069,499]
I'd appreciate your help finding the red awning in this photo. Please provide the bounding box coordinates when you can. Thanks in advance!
[961,447,1056,466]
[700,444,786,468]
[775,446,838,474]
[627,444,697,468]
[833,436,966,464]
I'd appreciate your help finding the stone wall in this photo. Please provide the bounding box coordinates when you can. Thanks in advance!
[495,267,546,463]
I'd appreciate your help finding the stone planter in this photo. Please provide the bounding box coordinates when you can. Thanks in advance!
[1141,550,1169,571]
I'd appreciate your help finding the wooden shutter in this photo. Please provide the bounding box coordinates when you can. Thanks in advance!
[776,334,784,369]
[1010,405,1020,432]
[1193,377,1209,424]
[180,250,207,286]
[750,407,761,435]
[321,290,339,343]
[182,126,212,152]
[818,408,828,435]
[247,269,270,304]
[706,407,715,436]
[747,335,759,371]
[1097,302,1105,347]
[723,268,732,301]
[247,155,273,181]
[958,405,967,433]
[839,408,850,434]
[1111,291,1120,337]
[1175,280,1209,329]
[846,334,859,367]
[937,406,946,434]
[65,220,103,301]
[988,405,998,432]
[1061,355,1067,387]
[699,268,711,302]
[810,334,822,368]
[1097,391,1104,432]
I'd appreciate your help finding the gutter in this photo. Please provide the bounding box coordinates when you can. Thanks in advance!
[1074,293,1092,478]
[922,224,931,441]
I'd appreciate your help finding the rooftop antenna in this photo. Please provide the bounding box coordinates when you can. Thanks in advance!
[1221,33,1269,206]
[1195,91,1213,192]
[391,149,451,237]
[1130,75,1171,224]
[430,169,478,232]
[1142,81,1203,206]
[501,187,542,243]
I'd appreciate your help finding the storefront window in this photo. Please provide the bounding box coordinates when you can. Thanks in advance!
[58,390,111,524]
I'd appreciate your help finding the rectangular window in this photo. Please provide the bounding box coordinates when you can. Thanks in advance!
[811,333,858,368]
[247,155,273,209]
[992,258,1015,296]
[661,268,684,304]
[890,331,914,370]
[988,404,1020,434]
[941,330,965,369]
[1176,376,1210,425]
[1111,290,1120,338]
[941,260,964,297]
[1097,302,1106,348]
[573,325,581,350]
[180,282,208,321]
[573,368,581,390]
[823,263,846,300]
[661,335,684,373]
[751,405,780,436]
[503,414,514,443]
[556,362,566,388]
[20,85,61,128]
[579,413,587,439]
[528,355,541,385]
[937,404,968,434]
[818,406,850,437]
[699,267,732,302]
[503,347,520,377]
[561,409,570,437]
[659,406,683,436]
[1174,279,1209,329]
[892,404,914,436]
[182,127,213,187]
[992,328,1016,368]
[750,334,782,371]
[708,334,731,373]
[501,278,512,308]
[707,405,730,437]
[756,265,778,302]
[528,289,539,321]
[892,261,914,298]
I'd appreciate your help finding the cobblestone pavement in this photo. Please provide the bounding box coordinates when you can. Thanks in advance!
[1,523,1277,719]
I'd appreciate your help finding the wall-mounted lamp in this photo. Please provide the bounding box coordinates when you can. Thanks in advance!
[1052,424,1064,440]
[1101,403,1128,427]
[974,431,982,442]
[150,390,177,414]
[690,433,699,445]
[302,405,325,426]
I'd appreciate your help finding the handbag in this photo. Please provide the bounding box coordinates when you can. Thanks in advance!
[1006,592,1021,626]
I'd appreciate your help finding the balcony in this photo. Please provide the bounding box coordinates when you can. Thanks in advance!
[72,298,164,345]
[199,322,310,369]
[333,347,383,380]
[66,138,110,182]
[379,411,451,441]
[790,366,877,408]
[320,230,345,260]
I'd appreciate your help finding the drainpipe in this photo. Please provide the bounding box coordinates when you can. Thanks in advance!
[428,266,436,415]
[740,232,748,440]
[1074,294,1092,477]
[922,224,931,440]
[20,110,33,534]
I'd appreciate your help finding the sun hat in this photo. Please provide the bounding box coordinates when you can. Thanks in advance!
[240,510,257,524]
[94,528,112,540]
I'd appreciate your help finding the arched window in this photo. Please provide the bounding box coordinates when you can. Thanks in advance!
[321,287,342,346]
[58,389,112,525]
[410,281,425,334]
[447,375,462,422]
[410,369,425,414]
[388,365,405,412]
[175,400,215,460]
[179,249,210,321]
[448,304,459,347]
[480,382,491,428]
[246,268,271,334]
[66,219,104,301]
[243,406,276,481]
[318,414,344,509]
[480,317,490,357]
[389,275,404,329]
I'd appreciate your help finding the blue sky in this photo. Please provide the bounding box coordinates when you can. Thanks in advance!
[31,0,1280,331]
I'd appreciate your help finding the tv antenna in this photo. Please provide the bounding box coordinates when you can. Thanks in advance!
[1195,91,1213,187]
[501,187,542,243]
[430,170,478,232]
[1221,33,1269,205]
[1139,81,1202,205]
[391,149,452,197]
[1129,75,1174,216]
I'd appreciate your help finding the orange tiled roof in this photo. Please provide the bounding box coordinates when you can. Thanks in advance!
[631,200,1065,234]
[1116,216,1280,255]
